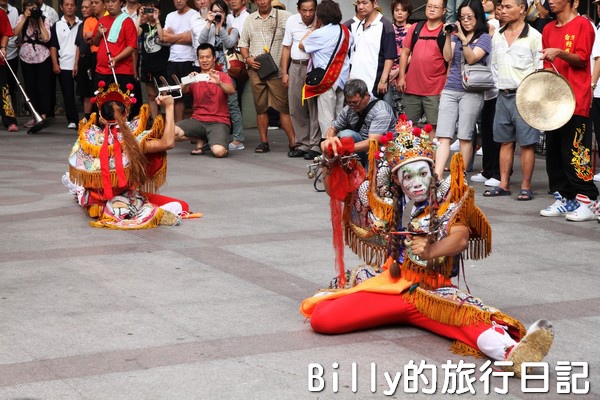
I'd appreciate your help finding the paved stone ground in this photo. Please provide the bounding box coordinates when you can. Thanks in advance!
[1,120,599,400]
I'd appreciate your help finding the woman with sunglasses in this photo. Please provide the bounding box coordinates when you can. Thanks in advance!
[434,0,492,179]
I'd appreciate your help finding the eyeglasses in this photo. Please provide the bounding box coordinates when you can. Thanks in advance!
[426,4,444,10]
[459,14,475,21]
[346,97,364,107]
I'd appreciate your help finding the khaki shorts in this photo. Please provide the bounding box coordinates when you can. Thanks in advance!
[247,69,289,115]
[175,118,229,149]
[402,94,440,126]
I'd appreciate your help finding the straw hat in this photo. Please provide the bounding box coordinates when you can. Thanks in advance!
[271,0,286,10]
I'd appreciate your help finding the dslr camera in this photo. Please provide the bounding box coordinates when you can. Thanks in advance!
[30,7,42,20]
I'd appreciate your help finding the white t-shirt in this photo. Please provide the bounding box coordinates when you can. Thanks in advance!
[165,8,196,62]
[226,8,249,38]
[282,13,310,61]
[349,13,385,92]
[52,17,82,70]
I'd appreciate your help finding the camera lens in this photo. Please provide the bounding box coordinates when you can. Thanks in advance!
[444,24,457,33]
[214,14,222,22]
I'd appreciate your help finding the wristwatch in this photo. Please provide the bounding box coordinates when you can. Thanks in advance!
[592,83,597,89]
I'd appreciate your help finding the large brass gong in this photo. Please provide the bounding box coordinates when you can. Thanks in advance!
[516,69,575,131]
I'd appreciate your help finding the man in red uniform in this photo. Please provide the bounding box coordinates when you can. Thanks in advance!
[91,0,137,92]
[539,0,600,221]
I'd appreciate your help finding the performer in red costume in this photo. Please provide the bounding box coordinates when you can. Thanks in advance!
[301,116,553,377]
[63,83,195,229]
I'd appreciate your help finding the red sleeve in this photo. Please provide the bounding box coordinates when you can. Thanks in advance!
[0,10,13,37]
[571,17,594,64]
[220,71,233,86]
[403,23,417,50]
[123,18,137,49]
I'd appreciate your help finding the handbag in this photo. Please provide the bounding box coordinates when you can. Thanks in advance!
[305,25,343,86]
[226,48,248,82]
[461,49,495,92]
[256,9,279,80]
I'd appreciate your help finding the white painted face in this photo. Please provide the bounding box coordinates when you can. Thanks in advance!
[397,160,432,202]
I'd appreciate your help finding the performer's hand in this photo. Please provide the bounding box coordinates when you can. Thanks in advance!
[156,94,174,107]
[407,234,431,260]
[320,136,343,157]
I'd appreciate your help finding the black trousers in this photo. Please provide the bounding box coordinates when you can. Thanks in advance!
[480,97,500,180]
[21,58,53,116]
[57,69,79,124]
[589,97,600,148]
[545,114,599,200]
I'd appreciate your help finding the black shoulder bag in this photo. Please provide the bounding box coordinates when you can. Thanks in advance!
[305,25,343,86]
[255,10,279,80]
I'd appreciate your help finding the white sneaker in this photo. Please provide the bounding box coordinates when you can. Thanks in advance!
[67,122,77,129]
[450,139,460,151]
[471,173,487,183]
[593,172,600,182]
[476,147,483,156]
[565,194,600,222]
[228,142,245,151]
[540,192,580,217]
[484,177,501,187]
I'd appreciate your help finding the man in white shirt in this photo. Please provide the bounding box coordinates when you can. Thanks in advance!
[348,0,396,100]
[37,0,59,26]
[122,0,139,23]
[50,0,81,129]
[226,0,249,36]
[282,0,320,159]
[162,0,196,122]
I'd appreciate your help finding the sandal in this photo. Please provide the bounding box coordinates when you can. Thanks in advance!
[255,142,270,153]
[190,143,209,155]
[517,189,534,201]
[483,187,511,197]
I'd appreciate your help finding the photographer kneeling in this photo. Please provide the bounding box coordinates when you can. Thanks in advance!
[174,43,236,157]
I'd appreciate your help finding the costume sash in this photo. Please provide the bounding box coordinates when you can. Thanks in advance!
[302,24,350,102]
[99,125,127,198]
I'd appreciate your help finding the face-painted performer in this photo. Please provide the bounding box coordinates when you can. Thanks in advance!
[63,82,196,229]
[301,115,553,377]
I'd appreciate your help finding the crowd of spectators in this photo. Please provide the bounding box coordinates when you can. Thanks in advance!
[0,0,599,221]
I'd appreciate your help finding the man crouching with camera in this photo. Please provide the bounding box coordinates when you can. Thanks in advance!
[174,43,236,157]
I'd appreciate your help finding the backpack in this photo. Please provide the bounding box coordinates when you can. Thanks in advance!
[410,20,446,56]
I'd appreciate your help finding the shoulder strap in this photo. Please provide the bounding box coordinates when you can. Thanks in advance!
[353,99,381,132]
[269,9,278,51]
[324,25,343,71]
[410,20,426,51]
